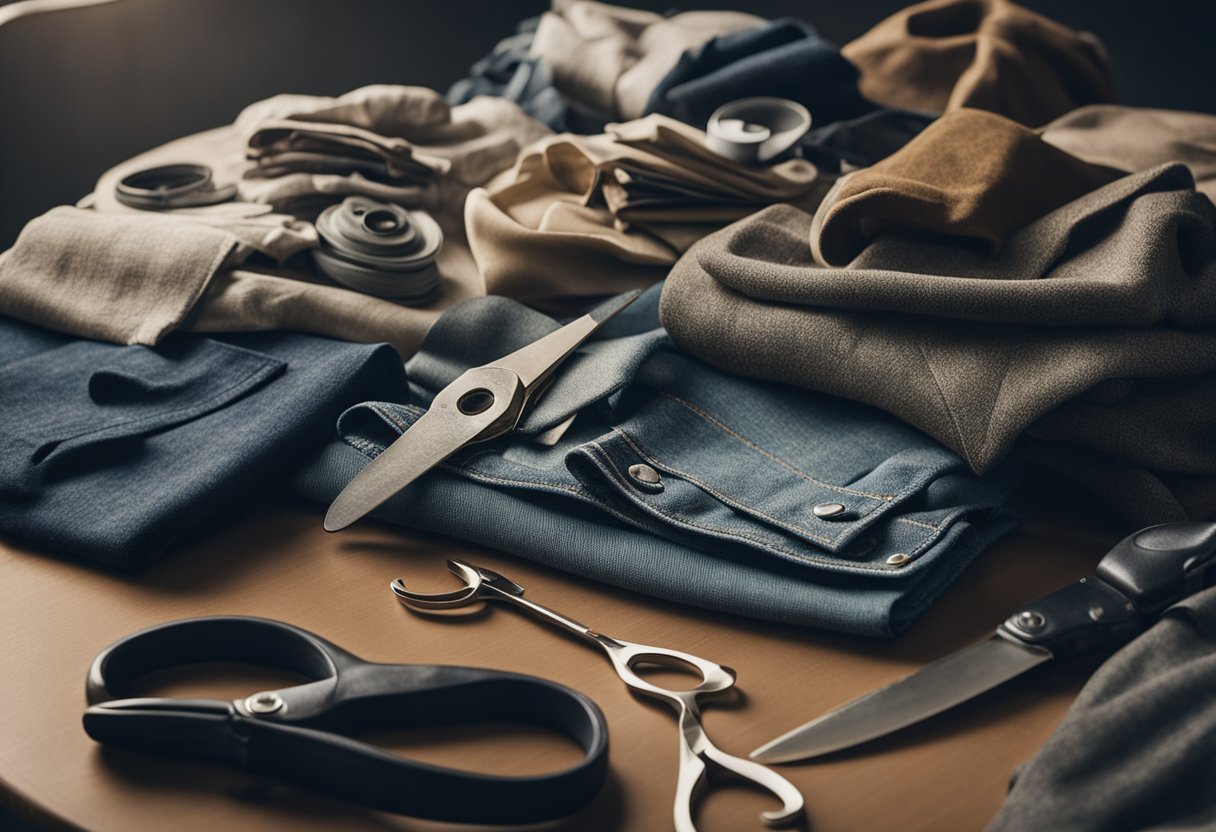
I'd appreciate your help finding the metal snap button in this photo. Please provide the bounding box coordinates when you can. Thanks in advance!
[812,502,847,519]
[886,553,910,567]
[628,463,662,486]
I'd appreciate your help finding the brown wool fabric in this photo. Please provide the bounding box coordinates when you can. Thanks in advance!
[660,164,1216,526]
[1041,104,1216,202]
[810,108,1123,266]
[842,0,1116,127]
[466,113,831,305]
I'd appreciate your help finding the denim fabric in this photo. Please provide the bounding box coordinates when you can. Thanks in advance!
[293,286,1016,637]
[0,317,405,568]
[644,20,874,131]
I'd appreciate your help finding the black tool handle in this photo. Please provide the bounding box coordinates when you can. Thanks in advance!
[83,616,609,824]
[1000,521,1216,657]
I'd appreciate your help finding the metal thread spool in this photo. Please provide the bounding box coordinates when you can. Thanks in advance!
[705,98,813,165]
[115,163,237,210]
[312,196,444,305]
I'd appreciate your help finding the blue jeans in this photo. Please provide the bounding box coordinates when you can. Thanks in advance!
[293,286,1017,636]
[0,317,406,568]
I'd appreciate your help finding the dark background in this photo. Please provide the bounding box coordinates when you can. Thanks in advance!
[1,0,1216,248]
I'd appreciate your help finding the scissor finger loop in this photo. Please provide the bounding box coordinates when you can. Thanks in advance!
[603,640,737,702]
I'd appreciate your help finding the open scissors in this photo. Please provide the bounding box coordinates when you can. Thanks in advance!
[324,289,641,532]
[83,616,609,824]
[392,560,805,832]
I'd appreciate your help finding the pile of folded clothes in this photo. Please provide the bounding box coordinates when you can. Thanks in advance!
[0,0,1212,643]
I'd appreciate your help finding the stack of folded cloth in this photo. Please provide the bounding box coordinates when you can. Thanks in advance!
[661,107,1216,527]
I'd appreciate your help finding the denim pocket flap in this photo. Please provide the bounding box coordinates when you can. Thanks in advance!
[0,337,285,470]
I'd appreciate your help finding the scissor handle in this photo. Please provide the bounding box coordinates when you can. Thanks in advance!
[83,616,610,824]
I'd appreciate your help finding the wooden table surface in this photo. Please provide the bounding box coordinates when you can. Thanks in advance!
[0,496,1115,832]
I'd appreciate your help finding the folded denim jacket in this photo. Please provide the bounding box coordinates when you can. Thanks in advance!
[292,287,1017,637]
[0,317,406,568]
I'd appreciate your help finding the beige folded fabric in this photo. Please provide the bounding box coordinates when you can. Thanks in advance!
[843,0,1116,127]
[1041,105,1216,201]
[50,86,551,357]
[810,109,1122,266]
[466,113,831,304]
[0,206,445,357]
[531,0,764,122]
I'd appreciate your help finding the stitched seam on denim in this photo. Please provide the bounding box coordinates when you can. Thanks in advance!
[42,359,278,448]
[895,517,942,531]
[585,438,909,572]
[655,390,896,500]
[609,427,842,547]
[916,341,974,464]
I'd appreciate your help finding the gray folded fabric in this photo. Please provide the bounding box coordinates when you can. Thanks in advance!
[1041,104,1216,202]
[660,163,1216,525]
[988,584,1216,832]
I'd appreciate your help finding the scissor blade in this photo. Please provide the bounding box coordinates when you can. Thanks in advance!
[750,635,1053,764]
[489,290,640,391]
[324,408,480,532]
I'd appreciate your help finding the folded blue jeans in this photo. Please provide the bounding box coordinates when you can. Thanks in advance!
[293,287,1017,636]
[0,317,405,568]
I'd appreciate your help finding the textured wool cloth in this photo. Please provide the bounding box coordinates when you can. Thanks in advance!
[644,19,873,131]
[1041,105,1216,202]
[0,205,447,356]
[843,0,1116,127]
[0,315,406,569]
[661,163,1216,526]
[529,0,763,125]
[810,108,1123,266]
[466,113,830,305]
[988,584,1216,832]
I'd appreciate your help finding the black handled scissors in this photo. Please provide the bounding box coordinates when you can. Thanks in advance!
[83,616,609,824]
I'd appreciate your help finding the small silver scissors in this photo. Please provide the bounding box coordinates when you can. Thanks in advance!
[392,560,805,832]
[324,290,641,532]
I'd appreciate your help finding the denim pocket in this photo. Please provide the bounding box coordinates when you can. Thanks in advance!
[0,337,284,479]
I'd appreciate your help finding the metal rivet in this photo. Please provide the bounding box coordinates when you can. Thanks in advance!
[628,463,661,485]
[886,553,910,566]
[812,502,847,519]
[1088,606,1105,621]
[246,692,284,714]
[1014,611,1045,631]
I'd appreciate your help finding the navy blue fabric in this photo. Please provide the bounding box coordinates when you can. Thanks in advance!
[446,16,609,134]
[0,317,405,568]
[292,286,1018,637]
[644,19,875,132]
[799,107,937,173]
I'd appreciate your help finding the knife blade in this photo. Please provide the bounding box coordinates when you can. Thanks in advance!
[751,521,1216,764]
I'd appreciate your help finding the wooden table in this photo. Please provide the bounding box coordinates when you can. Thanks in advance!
[0,496,1113,831]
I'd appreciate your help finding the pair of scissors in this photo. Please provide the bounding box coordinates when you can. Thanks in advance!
[392,561,805,831]
[83,616,609,824]
[324,289,642,532]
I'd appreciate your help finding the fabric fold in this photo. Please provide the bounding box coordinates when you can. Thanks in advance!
[661,163,1216,525]
[843,0,1116,126]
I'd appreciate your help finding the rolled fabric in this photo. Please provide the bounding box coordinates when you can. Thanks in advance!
[842,0,1116,127]
[530,0,764,123]
[661,163,1216,526]
[810,108,1123,266]
[1041,104,1216,202]
[466,113,830,305]
[645,19,873,131]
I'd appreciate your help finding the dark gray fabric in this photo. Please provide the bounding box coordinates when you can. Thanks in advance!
[988,583,1216,832]
[660,163,1216,526]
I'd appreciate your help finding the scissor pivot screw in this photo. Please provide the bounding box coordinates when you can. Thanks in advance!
[1014,611,1046,631]
[246,692,285,714]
